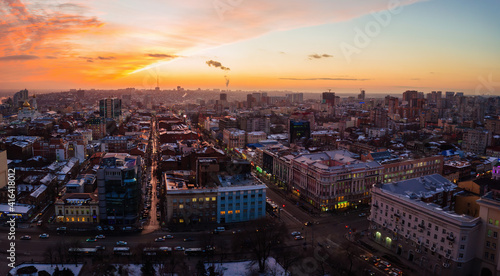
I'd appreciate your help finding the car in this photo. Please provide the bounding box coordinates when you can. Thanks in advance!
[96,235,105,239]
[116,241,127,246]
[183,238,194,242]
[391,268,402,275]
[109,226,114,231]
[174,246,185,251]
[95,245,106,251]
[370,256,380,263]
[96,226,103,231]
[359,213,367,217]
[86,238,97,242]
[103,226,109,231]
[380,261,391,268]
[291,231,302,236]
[360,254,369,261]
[304,221,313,226]
[39,233,49,239]
[155,237,165,242]
[164,235,174,239]
[294,235,304,240]
[37,220,43,226]
[20,235,31,240]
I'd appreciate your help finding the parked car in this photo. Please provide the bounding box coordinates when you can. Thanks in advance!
[304,221,313,226]
[20,235,31,240]
[359,213,367,217]
[39,233,49,239]
[164,235,174,239]
[86,238,97,242]
[95,245,106,251]
[183,237,194,242]
[291,231,301,236]
[155,237,165,242]
[116,241,127,246]
[174,246,185,251]
[96,235,105,239]
[294,235,304,240]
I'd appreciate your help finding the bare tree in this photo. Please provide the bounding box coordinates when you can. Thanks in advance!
[234,217,287,273]
[43,246,55,267]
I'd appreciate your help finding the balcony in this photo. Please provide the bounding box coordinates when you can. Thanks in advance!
[446,235,455,241]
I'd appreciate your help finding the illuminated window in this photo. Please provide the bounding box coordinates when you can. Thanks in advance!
[212,197,216,201]
[192,198,197,202]
[206,197,210,202]
[179,219,184,223]
[179,204,184,209]
[228,211,233,214]
[71,217,75,222]
[235,210,240,214]
[220,211,225,215]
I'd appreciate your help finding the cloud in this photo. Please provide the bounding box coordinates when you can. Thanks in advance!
[280,77,369,81]
[0,55,39,61]
[206,60,230,71]
[97,56,115,60]
[308,53,333,59]
[146,53,179,59]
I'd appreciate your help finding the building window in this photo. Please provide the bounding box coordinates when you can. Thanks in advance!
[487,241,491,248]
[488,230,493,237]
[220,211,225,215]
[192,198,197,202]
[179,204,184,209]
[457,263,462,268]
[485,252,489,259]
[494,232,498,238]
[491,254,495,261]
[459,253,464,258]
[212,197,216,201]
[460,245,465,250]
[462,236,467,241]
[489,219,494,224]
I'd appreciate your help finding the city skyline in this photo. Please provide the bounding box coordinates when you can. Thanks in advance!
[1,0,499,94]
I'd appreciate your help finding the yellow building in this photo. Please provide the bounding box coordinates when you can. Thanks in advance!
[55,193,99,223]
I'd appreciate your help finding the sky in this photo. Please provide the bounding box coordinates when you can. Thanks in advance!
[1,0,499,95]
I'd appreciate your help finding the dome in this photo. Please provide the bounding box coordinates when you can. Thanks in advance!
[23,100,30,108]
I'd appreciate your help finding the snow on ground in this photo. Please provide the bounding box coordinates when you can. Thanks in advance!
[10,264,83,275]
[110,264,178,276]
[205,257,288,276]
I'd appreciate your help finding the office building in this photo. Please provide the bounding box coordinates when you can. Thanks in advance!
[99,98,122,120]
[289,120,310,144]
[97,153,142,226]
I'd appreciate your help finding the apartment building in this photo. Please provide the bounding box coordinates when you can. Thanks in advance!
[369,174,481,276]
[223,128,246,149]
[477,189,500,276]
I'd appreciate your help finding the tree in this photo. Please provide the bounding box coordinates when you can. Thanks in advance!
[196,260,207,276]
[234,217,287,273]
[44,246,55,267]
[141,259,155,276]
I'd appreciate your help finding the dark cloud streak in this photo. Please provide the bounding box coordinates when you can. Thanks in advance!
[206,60,230,71]
[0,54,39,61]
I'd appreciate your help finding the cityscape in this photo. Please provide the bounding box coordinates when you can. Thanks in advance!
[1,1,500,276]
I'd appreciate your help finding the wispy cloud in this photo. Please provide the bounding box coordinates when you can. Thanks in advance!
[147,53,179,59]
[0,54,39,61]
[280,77,369,81]
[308,53,333,59]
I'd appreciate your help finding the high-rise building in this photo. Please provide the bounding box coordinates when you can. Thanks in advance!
[358,90,366,101]
[97,153,142,226]
[289,120,310,144]
[462,129,492,154]
[99,98,122,120]
[322,92,336,106]
[220,93,227,102]
[12,89,29,109]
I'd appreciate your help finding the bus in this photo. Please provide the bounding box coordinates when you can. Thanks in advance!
[184,248,203,256]
[113,247,131,256]
[143,247,159,256]
[68,248,97,256]
[158,247,172,256]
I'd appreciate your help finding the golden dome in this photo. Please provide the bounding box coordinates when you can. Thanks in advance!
[23,100,30,108]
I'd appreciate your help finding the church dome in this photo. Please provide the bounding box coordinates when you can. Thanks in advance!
[23,100,31,108]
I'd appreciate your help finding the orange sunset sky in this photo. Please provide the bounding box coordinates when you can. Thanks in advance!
[1,0,499,94]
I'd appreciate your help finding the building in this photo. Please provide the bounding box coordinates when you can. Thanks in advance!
[246,131,266,144]
[380,155,444,183]
[97,153,142,226]
[17,98,40,120]
[477,189,500,276]
[163,173,266,224]
[99,98,122,120]
[289,120,310,144]
[322,92,336,106]
[0,151,7,190]
[369,174,481,276]
[223,128,246,149]
[55,193,99,224]
[462,129,492,154]
[217,174,266,223]
[290,150,383,211]
[86,118,107,140]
